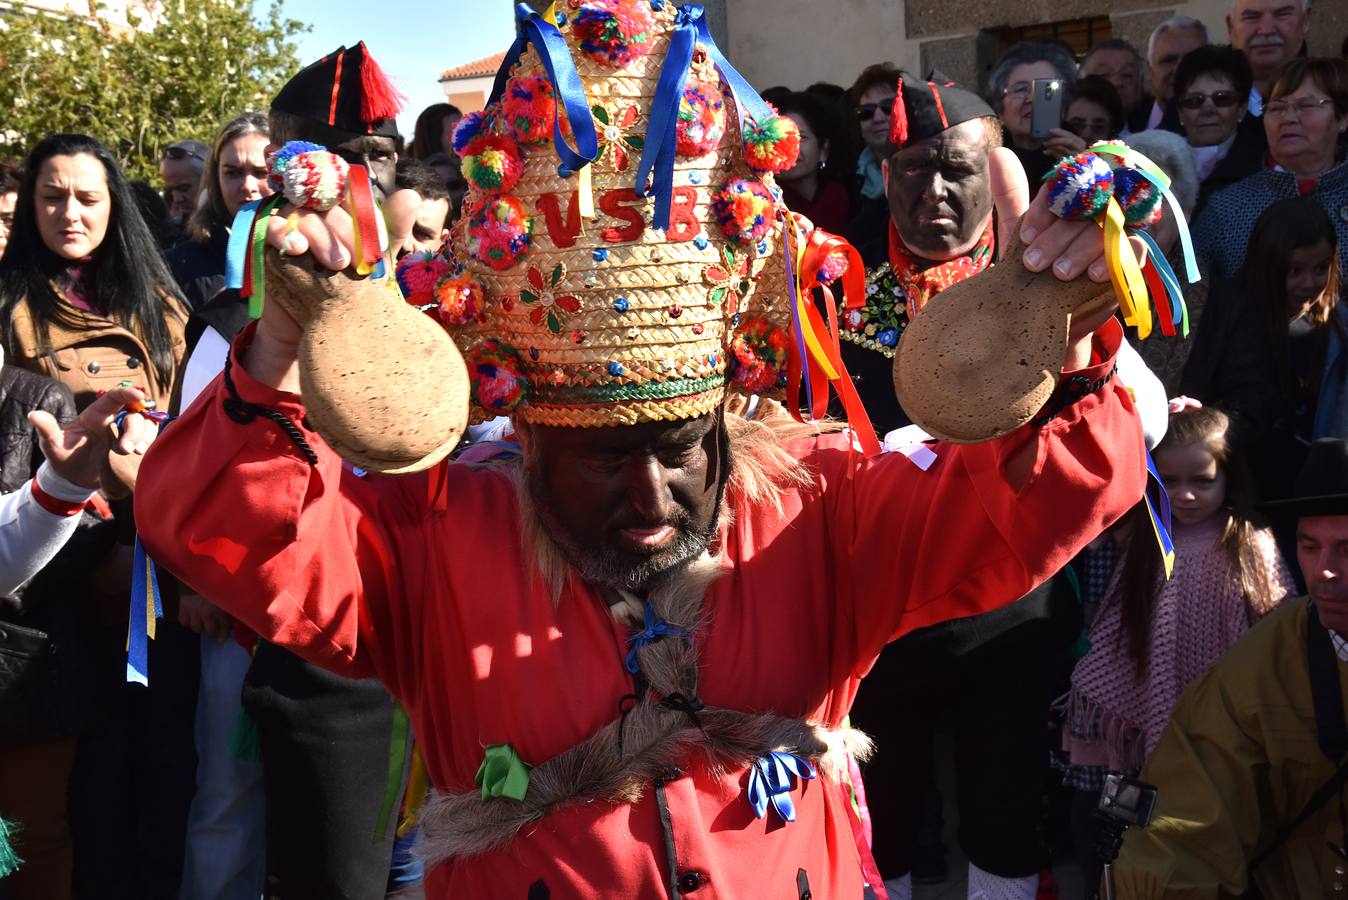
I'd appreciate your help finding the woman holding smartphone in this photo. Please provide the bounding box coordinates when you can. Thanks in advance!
[988,42,1087,182]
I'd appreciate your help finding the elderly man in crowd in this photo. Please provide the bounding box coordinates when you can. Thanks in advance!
[1227,0,1313,114]
[1081,38,1152,133]
[1115,437,1348,898]
[1146,16,1211,132]
[158,139,208,231]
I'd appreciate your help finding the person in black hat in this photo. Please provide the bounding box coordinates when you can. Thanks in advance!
[171,42,416,900]
[269,41,404,200]
[1112,437,1348,898]
[843,71,1169,900]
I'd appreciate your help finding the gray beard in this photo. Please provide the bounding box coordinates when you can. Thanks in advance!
[525,470,719,594]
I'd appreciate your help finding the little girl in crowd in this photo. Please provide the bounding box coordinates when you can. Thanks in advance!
[1060,399,1296,877]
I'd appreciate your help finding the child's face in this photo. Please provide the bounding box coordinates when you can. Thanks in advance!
[1156,442,1227,526]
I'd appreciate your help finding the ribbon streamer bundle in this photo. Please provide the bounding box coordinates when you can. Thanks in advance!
[225,142,388,319]
[1041,141,1199,340]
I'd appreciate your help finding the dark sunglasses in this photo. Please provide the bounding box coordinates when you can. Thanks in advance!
[161,145,203,161]
[854,101,892,122]
[1178,90,1240,110]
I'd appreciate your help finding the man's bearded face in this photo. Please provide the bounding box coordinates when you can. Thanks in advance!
[884,119,995,262]
[523,412,726,593]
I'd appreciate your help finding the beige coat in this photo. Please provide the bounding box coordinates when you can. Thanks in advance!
[7,288,188,493]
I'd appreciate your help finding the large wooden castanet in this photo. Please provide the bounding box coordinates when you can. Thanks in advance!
[264,258,469,473]
[893,232,1117,443]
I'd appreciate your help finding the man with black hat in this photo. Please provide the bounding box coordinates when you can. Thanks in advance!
[843,72,1168,900]
[1112,437,1348,899]
[174,42,415,900]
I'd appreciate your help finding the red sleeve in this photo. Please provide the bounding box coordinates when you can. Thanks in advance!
[828,318,1146,672]
[135,323,430,689]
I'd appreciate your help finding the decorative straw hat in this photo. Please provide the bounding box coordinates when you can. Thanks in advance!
[406,0,873,443]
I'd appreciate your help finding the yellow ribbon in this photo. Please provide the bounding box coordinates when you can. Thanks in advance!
[144,553,157,640]
[578,163,595,218]
[396,748,429,838]
[1102,197,1151,340]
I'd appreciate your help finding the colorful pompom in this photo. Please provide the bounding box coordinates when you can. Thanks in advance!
[1113,166,1164,228]
[728,316,789,393]
[1043,152,1115,221]
[676,80,726,157]
[467,195,534,270]
[817,249,849,285]
[432,271,485,326]
[502,74,558,147]
[452,110,491,155]
[267,140,325,193]
[396,250,453,305]
[573,0,657,68]
[711,179,776,247]
[467,339,527,411]
[280,150,350,212]
[461,134,524,194]
[742,115,801,175]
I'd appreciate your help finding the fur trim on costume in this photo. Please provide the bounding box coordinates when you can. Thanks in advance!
[415,496,868,868]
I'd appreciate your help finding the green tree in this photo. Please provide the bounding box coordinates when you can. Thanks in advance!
[0,0,307,180]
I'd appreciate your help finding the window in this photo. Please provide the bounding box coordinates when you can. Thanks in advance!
[992,16,1112,60]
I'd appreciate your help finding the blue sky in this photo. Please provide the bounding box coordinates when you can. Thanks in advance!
[279,0,516,137]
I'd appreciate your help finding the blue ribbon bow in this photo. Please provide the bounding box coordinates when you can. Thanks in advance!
[491,2,599,173]
[634,4,776,230]
[746,751,816,822]
[624,601,690,674]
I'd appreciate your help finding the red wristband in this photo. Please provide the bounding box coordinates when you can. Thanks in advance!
[30,477,90,517]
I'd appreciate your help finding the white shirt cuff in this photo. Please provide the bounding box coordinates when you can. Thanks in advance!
[35,461,97,504]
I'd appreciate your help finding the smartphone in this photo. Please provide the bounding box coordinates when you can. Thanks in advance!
[1030,77,1065,140]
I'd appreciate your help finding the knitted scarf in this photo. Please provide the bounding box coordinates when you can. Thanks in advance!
[1062,517,1295,774]
[887,217,994,320]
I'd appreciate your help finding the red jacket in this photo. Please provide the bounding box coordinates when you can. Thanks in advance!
[137,319,1144,898]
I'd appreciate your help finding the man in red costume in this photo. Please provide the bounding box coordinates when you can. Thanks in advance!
[137,8,1146,897]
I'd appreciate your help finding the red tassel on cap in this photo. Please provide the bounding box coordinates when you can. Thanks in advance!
[888,76,909,146]
[356,42,406,126]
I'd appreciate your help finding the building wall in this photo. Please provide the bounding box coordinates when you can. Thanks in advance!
[441,75,495,113]
[726,0,1344,97]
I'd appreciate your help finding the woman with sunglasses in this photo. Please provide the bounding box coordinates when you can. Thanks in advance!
[1174,45,1265,218]
[1193,57,1348,282]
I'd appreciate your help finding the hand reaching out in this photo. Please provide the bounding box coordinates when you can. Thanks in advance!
[1041,127,1088,161]
[29,386,153,489]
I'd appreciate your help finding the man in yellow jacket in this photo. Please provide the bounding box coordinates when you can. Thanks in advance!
[1114,436,1348,897]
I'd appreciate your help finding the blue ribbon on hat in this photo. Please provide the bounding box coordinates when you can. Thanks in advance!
[746,751,816,822]
[634,5,776,230]
[624,601,691,674]
[491,2,598,173]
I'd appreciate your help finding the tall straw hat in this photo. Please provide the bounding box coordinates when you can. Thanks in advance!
[405,0,874,444]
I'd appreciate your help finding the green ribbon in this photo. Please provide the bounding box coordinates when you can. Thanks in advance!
[476,743,531,802]
[247,195,284,320]
[373,702,412,842]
